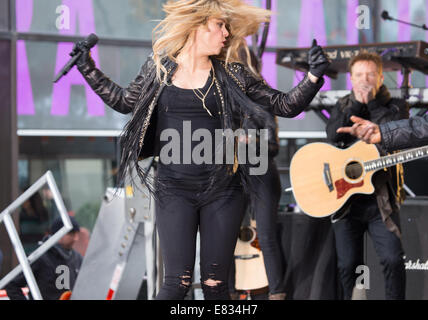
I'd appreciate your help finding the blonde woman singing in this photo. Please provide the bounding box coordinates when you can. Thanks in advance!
[74,0,329,300]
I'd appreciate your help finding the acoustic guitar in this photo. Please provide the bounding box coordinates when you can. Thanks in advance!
[290,140,428,218]
[234,219,268,291]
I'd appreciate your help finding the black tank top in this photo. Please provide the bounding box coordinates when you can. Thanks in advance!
[155,71,222,183]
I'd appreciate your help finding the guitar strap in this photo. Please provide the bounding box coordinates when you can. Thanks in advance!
[396,163,405,204]
[389,150,405,205]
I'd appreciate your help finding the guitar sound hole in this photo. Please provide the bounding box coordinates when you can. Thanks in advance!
[239,227,255,242]
[345,161,363,180]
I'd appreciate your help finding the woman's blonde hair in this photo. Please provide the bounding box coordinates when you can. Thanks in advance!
[152,0,272,82]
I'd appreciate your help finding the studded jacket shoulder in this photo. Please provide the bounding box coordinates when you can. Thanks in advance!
[222,61,325,118]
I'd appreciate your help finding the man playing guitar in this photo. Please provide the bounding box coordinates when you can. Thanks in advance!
[325,51,408,300]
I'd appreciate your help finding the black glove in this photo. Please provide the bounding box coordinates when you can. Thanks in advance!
[308,39,330,78]
[72,40,95,70]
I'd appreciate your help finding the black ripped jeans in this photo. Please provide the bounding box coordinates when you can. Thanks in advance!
[155,177,245,300]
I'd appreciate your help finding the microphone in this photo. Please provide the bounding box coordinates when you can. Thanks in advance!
[380,10,427,30]
[381,10,392,20]
[53,33,99,83]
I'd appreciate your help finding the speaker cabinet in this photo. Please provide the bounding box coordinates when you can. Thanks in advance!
[366,197,428,300]
[403,160,428,196]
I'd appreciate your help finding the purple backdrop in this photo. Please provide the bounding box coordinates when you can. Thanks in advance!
[15,0,427,122]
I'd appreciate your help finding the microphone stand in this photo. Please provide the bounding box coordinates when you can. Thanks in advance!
[380,11,427,100]
[400,66,411,100]
[381,11,428,31]
[251,0,271,61]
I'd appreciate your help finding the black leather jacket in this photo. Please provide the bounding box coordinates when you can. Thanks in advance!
[380,114,428,152]
[77,54,324,192]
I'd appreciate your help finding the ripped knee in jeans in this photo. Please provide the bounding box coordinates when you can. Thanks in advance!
[179,270,193,289]
[204,278,223,287]
[202,263,226,292]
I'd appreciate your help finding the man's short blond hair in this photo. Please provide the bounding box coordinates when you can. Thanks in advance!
[349,50,383,75]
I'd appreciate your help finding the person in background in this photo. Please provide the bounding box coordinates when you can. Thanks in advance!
[5,216,82,300]
[19,190,49,255]
[325,51,409,300]
[229,48,285,300]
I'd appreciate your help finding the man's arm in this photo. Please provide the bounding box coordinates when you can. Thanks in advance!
[5,272,32,300]
[326,99,366,145]
[4,258,43,300]
[337,115,428,152]
[380,115,428,151]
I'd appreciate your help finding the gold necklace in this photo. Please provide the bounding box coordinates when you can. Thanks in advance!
[190,65,216,117]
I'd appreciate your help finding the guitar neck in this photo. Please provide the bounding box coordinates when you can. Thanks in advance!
[364,145,428,172]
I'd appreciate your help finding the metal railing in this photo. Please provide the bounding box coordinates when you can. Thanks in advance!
[0,171,72,300]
